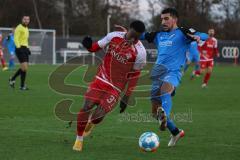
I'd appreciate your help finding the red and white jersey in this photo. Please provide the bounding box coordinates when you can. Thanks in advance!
[96,31,147,92]
[199,37,219,61]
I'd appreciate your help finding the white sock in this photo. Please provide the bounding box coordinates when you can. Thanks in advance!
[77,136,83,141]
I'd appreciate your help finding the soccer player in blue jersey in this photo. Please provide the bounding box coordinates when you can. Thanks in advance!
[3,28,16,70]
[140,8,208,147]
[183,41,201,78]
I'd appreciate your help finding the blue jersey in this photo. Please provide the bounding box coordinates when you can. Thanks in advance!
[3,33,15,54]
[142,28,208,71]
[154,28,189,70]
[187,41,200,62]
[142,27,208,87]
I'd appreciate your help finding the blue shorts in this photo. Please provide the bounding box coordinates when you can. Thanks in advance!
[151,64,182,88]
[150,64,181,101]
[189,53,200,63]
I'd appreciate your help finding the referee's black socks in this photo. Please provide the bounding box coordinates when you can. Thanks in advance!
[20,70,26,87]
[11,68,21,81]
[11,68,27,87]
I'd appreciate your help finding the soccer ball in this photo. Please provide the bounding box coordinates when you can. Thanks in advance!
[139,132,160,152]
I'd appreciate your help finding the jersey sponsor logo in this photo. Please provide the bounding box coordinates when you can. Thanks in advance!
[222,47,239,58]
[160,34,175,40]
[159,41,173,47]
[109,49,131,64]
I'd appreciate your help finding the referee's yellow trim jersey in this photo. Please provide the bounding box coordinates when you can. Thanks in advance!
[14,24,29,48]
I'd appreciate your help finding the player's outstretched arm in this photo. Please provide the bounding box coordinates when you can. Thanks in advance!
[180,27,209,42]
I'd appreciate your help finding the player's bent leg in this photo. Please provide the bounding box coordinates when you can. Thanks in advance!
[159,82,184,146]
[91,106,106,124]
[9,55,15,69]
[203,66,213,88]
[151,80,168,130]
[19,62,28,90]
[152,81,175,131]
[191,62,200,80]
[151,100,161,120]
[160,93,173,131]
[73,100,95,152]
[158,81,174,131]
[83,106,107,137]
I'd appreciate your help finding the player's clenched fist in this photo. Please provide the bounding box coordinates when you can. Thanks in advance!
[82,36,93,49]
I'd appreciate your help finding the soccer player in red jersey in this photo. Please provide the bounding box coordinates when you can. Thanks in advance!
[73,20,147,152]
[197,28,219,88]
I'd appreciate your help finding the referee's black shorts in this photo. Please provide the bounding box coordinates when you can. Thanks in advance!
[16,46,31,63]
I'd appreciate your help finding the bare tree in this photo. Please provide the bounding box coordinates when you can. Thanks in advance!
[32,0,42,29]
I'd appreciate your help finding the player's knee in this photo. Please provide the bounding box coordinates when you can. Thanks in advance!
[91,107,106,124]
[208,68,213,73]
[151,100,161,119]
[151,83,161,100]
[82,101,95,113]
[160,94,172,117]
[160,83,174,95]
[151,90,161,102]
[92,117,104,124]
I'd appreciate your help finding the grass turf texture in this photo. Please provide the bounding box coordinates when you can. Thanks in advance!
[0,64,240,160]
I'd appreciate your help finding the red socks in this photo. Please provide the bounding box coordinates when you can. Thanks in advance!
[194,70,201,76]
[77,109,90,136]
[203,72,211,84]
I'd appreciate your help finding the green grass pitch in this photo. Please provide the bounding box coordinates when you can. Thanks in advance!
[0,64,240,160]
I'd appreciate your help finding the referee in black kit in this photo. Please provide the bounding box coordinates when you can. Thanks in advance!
[9,15,31,90]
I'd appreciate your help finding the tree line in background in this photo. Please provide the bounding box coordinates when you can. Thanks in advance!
[0,0,239,40]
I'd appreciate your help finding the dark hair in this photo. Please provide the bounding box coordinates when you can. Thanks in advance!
[130,20,145,33]
[22,15,30,18]
[21,13,30,18]
[161,8,179,18]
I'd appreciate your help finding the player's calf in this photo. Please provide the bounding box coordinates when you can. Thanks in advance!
[157,107,167,131]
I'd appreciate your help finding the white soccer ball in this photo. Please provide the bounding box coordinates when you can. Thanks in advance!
[139,132,160,152]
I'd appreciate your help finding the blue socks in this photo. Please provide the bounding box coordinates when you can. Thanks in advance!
[161,94,178,133]
[8,58,15,69]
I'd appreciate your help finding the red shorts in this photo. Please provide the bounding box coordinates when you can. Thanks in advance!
[84,78,120,113]
[200,60,214,69]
